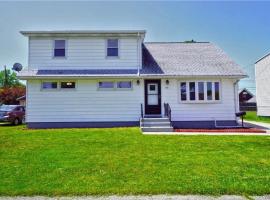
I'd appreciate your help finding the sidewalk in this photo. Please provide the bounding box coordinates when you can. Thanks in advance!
[0,195,270,200]
[244,120,270,130]
[143,132,270,135]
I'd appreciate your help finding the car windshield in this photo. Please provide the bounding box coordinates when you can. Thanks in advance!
[0,105,17,112]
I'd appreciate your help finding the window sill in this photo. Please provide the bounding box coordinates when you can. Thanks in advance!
[106,56,120,59]
[53,56,67,59]
[180,100,221,104]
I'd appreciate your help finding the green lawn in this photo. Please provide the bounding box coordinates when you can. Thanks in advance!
[245,111,270,123]
[0,125,270,196]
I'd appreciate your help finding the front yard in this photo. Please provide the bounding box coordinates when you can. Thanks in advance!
[0,125,270,196]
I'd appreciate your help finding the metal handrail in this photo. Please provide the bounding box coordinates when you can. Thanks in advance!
[141,103,144,118]
[164,103,172,124]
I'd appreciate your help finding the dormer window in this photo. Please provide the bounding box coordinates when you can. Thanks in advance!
[107,39,118,57]
[54,40,66,57]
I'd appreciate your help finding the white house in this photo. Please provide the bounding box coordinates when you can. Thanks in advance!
[18,30,246,131]
[255,53,270,116]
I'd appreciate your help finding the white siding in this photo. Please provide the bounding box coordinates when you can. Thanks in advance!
[161,78,237,121]
[29,37,141,69]
[255,55,270,116]
[26,79,143,122]
[26,78,237,123]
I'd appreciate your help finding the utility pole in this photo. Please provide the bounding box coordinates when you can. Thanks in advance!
[4,65,8,87]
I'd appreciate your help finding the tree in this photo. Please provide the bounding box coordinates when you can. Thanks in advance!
[0,67,24,88]
[0,87,26,105]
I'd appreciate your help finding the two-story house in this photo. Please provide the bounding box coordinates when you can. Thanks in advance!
[18,30,246,131]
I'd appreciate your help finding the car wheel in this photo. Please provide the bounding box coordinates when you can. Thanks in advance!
[22,116,25,124]
[13,118,20,126]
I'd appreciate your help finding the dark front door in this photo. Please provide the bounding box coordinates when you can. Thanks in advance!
[144,80,161,115]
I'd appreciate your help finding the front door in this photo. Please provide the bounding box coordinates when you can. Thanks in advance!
[144,80,161,115]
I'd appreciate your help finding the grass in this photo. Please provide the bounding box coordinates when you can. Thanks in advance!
[244,111,270,124]
[0,125,270,196]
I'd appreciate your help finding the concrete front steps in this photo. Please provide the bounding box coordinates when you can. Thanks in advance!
[140,117,174,132]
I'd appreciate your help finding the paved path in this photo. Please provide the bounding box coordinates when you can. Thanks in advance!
[143,132,270,135]
[0,195,270,200]
[244,120,270,130]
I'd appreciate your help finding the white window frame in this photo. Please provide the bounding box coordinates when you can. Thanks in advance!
[41,81,58,91]
[179,80,221,103]
[41,80,76,91]
[97,80,133,91]
[106,39,119,58]
[60,81,77,90]
[53,39,67,59]
[97,81,115,90]
[116,81,133,90]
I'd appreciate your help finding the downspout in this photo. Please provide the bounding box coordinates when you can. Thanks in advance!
[137,32,141,77]
[234,80,240,118]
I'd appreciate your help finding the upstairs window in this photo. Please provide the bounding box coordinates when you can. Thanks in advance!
[54,40,66,57]
[107,39,118,57]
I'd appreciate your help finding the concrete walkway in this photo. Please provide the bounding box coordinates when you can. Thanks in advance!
[0,195,270,200]
[143,132,270,135]
[244,120,270,130]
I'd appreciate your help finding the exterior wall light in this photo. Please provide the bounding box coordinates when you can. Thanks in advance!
[166,80,169,85]
[137,80,140,85]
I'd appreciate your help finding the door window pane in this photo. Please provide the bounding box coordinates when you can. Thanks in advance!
[148,95,158,105]
[215,82,220,100]
[148,84,158,94]
[189,82,196,101]
[198,82,204,100]
[207,82,212,100]
[42,82,58,89]
[180,82,187,101]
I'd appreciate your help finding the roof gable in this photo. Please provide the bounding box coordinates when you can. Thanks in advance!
[141,42,246,77]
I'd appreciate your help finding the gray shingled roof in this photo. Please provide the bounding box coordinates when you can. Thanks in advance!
[18,42,246,78]
[141,42,246,76]
[18,69,138,77]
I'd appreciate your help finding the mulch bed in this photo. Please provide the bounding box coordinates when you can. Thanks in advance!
[174,128,266,133]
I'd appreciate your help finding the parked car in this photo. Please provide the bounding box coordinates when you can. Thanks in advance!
[0,105,25,125]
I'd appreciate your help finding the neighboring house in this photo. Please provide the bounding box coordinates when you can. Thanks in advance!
[239,88,256,111]
[18,30,246,130]
[255,53,270,116]
[16,95,26,106]
[239,88,254,103]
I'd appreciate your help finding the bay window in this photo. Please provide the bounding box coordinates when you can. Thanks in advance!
[180,81,221,102]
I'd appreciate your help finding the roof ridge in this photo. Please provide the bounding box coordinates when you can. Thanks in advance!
[144,42,210,44]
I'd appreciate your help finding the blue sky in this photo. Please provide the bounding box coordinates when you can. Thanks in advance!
[0,1,270,93]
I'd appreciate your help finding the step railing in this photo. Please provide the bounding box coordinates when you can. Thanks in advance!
[141,103,144,118]
[164,103,172,126]
[140,103,144,128]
